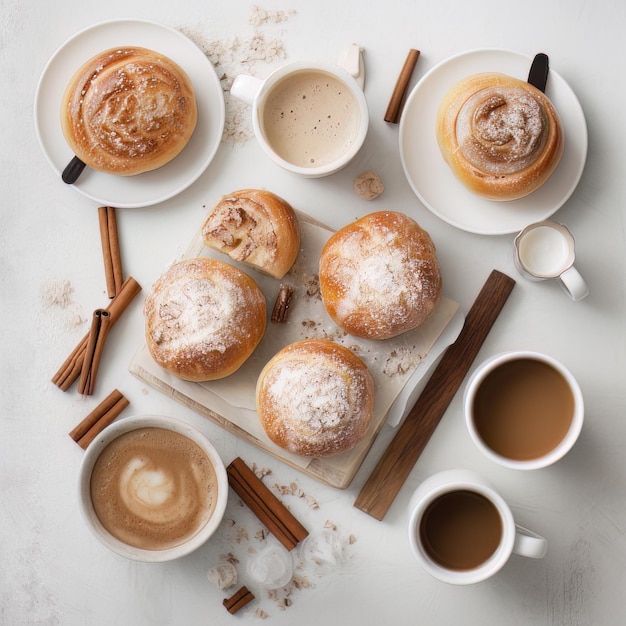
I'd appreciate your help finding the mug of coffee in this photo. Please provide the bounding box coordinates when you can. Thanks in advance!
[78,415,228,562]
[408,469,547,585]
[464,351,584,470]
[514,221,589,301]
[230,44,368,177]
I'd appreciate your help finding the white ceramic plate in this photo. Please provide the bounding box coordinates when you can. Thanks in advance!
[399,49,588,235]
[34,19,225,208]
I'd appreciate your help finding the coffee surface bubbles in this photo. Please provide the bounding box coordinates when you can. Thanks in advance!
[261,70,360,168]
[90,427,218,551]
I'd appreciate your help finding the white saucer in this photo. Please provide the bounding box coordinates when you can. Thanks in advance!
[34,19,225,208]
[399,49,588,235]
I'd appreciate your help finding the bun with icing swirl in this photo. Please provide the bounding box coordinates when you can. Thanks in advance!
[61,47,197,176]
[436,72,563,201]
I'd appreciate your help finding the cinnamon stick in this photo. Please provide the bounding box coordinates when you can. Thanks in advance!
[52,276,142,391]
[354,270,516,520]
[223,586,254,614]
[98,206,124,298]
[227,457,308,550]
[78,309,112,395]
[69,388,129,450]
[384,48,420,124]
[271,284,294,323]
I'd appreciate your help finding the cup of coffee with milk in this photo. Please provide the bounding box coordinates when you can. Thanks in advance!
[464,351,584,470]
[408,469,547,585]
[78,415,228,562]
[231,44,368,177]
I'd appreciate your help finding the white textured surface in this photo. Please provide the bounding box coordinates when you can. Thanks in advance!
[2,0,625,624]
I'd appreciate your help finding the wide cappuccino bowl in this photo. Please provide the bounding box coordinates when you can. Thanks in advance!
[78,415,228,562]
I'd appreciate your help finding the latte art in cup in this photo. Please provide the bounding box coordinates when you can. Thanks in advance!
[90,427,219,551]
[260,70,361,168]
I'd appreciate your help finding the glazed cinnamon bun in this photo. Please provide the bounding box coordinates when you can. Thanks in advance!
[436,72,563,201]
[61,47,197,176]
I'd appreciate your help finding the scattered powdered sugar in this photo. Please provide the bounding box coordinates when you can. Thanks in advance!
[39,279,86,330]
[249,5,296,26]
[178,6,295,143]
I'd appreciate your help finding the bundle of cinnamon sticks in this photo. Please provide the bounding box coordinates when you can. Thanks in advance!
[52,207,141,395]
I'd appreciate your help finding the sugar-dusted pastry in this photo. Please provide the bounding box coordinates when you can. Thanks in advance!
[61,47,197,176]
[436,72,563,201]
[144,258,266,382]
[319,211,442,340]
[256,339,374,457]
[201,189,301,279]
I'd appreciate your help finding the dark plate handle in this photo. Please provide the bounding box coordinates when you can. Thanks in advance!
[528,53,549,92]
[62,155,87,184]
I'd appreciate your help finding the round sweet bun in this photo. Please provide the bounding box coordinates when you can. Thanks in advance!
[319,211,442,340]
[201,189,301,279]
[61,46,197,176]
[436,72,564,201]
[144,258,266,382]
[256,339,374,457]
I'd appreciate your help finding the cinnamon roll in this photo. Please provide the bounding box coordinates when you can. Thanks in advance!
[144,258,266,382]
[61,47,197,176]
[436,72,563,201]
[318,211,442,340]
[201,189,301,279]
[256,339,374,457]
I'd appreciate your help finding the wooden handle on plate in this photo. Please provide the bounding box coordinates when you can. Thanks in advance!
[354,269,516,520]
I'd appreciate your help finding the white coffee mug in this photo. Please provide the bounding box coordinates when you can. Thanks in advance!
[514,221,589,301]
[408,469,547,585]
[78,415,228,562]
[230,44,368,178]
[464,351,584,470]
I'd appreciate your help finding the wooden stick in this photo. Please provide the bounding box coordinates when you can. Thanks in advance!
[384,48,420,124]
[227,457,308,550]
[354,270,516,520]
[223,586,255,614]
[98,206,124,298]
[78,309,112,396]
[69,389,129,450]
[52,276,142,391]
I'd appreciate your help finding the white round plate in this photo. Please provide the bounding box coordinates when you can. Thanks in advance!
[399,49,588,235]
[34,19,225,208]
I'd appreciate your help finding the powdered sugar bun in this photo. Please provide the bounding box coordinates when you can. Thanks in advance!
[256,339,374,457]
[319,211,442,340]
[201,189,301,279]
[61,46,197,176]
[436,72,563,201]
[144,258,266,382]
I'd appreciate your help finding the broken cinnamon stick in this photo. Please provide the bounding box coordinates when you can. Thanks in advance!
[98,206,124,298]
[78,309,112,396]
[52,276,141,391]
[271,284,294,323]
[384,48,420,124]
[69,388,129,450]
[227,457,308,551]
[223,586,255,614]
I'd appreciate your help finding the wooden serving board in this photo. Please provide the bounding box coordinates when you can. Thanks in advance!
[129,211,461,489]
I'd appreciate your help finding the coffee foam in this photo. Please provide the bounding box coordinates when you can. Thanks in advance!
[90,427,219,551]
[261,70,360,168]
